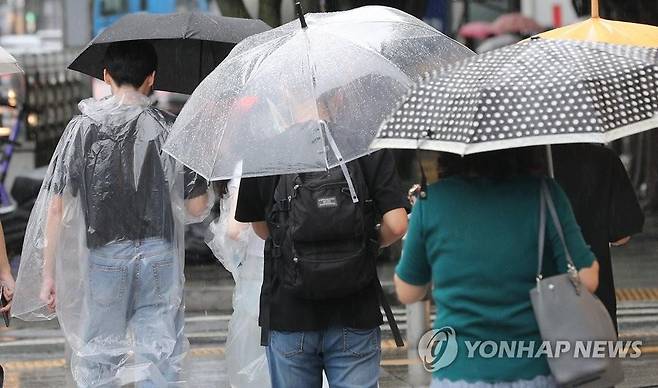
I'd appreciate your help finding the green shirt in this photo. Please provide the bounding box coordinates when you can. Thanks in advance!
[396,176,595,383]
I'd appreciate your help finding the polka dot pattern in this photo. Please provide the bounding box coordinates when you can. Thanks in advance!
[379,39,658,149]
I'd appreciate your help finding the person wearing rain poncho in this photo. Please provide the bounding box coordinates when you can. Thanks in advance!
[205,173,271,388]
[12,41,209,388]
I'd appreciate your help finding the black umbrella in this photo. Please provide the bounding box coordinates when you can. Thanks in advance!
[69,12,270,95]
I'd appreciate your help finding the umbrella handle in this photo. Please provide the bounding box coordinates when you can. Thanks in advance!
[296,2,308,29]
[416,149,428,200]
[546,144,555,179]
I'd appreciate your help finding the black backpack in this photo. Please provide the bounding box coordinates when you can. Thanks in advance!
[262,160,404,347]
[268,161,376,299]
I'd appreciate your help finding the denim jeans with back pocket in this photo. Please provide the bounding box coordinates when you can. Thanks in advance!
[71,239,187,388]
[266,326,381,388]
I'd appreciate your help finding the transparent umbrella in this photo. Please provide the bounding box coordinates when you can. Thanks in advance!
[0,46,22,75]
[163,5,473,180]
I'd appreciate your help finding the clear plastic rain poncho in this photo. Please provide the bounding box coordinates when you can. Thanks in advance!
[12,92,209,388]
[164,6,473,180]
[205,170,270,388]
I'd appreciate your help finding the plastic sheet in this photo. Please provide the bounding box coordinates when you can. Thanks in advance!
[12,92,209,387]
[205,176,270,388]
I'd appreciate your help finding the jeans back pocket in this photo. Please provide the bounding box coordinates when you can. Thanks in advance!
[151,258,177,301]
[89,263,128,307]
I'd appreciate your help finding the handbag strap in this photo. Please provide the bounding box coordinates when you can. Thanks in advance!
[536,180,578,280]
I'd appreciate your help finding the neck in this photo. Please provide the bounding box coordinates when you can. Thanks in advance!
[112,85,146,97]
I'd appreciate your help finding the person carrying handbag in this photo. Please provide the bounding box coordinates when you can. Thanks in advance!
[394,148,599,388]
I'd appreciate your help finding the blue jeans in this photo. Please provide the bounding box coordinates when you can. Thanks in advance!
[71,239,186,388]
[266,326,381,388]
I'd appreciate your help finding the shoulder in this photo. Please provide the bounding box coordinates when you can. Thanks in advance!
[356,150,398,180]
[144,107,177,127]
[542,177,572,207]
[63,115,94,141]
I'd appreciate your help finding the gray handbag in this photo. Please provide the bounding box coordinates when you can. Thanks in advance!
[530,181,623,388]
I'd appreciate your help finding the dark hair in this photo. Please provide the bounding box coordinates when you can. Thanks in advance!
[213,181,229,199]
[103,41,157,88]
[210,181,229,216]
[437,147,545,180]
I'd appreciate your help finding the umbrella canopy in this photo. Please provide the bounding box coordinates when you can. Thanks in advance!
[372,38,658,155]
[68,12,270,94]
[536,0,658,48]
[163,6,474,180]
[0,46,22,75]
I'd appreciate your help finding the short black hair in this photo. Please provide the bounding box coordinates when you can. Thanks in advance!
[103,40,157,88]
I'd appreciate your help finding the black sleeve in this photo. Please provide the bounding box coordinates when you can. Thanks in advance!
[235,176,276,223]
[183,167,208,199]
[607,149,644,242]
[360,150,409,215]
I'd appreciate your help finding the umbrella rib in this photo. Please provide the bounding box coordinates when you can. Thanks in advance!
[221,33,296,86]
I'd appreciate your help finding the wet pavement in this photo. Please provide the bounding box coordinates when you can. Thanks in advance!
[0,213,656,387]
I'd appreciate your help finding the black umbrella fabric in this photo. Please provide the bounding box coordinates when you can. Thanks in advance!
[372,38,658,155]
[69,12,270,94]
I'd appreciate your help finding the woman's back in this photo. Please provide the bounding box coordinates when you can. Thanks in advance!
[397,175,595,384]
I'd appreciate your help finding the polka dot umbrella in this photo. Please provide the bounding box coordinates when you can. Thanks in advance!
[372,38,658,160]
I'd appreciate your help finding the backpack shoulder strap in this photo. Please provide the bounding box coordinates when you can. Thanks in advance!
[376,274,405,347]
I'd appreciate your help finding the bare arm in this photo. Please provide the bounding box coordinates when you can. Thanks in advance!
[226,188,248,240]
[379,208,408,247]
[394,274,429,304]
[579,259,599,294]
[0,221,14,312]
[252,221,270,240]
[611,236,631,247]
[43,196,64,279]
[0,222,10,276]
[38,196,64,311]
[186,193,210,219]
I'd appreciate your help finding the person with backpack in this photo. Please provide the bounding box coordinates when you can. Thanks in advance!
[12,41,209,387]
[235,136,409,388]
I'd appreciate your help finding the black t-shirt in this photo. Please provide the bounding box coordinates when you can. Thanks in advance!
[49,109,207,249]
[553,144,644,326]
[236,150,408,331]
